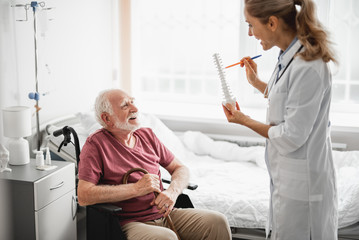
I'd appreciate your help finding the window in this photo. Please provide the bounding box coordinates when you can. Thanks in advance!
[328,0,359,112]
[131,0,359,123]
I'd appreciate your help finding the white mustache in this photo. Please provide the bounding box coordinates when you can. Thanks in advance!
[128,112,138,120]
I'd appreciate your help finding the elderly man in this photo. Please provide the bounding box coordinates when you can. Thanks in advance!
[77,89,231,240]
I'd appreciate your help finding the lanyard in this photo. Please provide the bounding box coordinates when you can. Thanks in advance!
[264,45,303,98]
[275,45,304,83]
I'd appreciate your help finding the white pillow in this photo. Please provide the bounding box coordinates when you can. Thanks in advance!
[76,112,101,135]
[181,131,266,168]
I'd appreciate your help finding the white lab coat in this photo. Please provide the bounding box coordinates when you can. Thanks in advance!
[265,40,338,240]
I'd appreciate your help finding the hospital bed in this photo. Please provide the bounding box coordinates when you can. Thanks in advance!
[42,112,359,240]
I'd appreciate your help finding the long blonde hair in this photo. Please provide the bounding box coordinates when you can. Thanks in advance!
[245,0,337,64]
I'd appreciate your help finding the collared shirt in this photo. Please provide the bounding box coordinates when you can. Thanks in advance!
[276,37,299,83]
[265,37,302,97]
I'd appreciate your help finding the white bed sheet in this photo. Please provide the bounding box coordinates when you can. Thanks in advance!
[179,131,359,230]
[45,111,359,229]
[179,152,270,229]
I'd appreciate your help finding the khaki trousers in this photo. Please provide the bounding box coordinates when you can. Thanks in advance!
[122,208,231,240]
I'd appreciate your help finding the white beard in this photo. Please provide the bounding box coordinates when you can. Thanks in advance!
[114,113,140,131]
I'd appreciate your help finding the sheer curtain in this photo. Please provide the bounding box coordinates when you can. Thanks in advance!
[131,0,359,123]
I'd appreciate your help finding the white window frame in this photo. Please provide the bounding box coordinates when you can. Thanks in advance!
[120,0,359,129]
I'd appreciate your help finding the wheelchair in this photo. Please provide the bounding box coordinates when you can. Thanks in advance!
[51,125,197,240]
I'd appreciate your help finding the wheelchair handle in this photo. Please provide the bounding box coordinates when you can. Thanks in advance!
[122,168,181,240]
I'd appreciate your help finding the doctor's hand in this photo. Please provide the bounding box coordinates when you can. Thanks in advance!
[241,57,259,88]
[222,102,249,126]
[150,189,176,218]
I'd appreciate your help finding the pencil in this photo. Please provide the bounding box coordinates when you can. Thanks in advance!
[225,54,262,69]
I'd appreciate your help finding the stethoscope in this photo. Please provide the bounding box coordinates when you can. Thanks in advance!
[264,45,304,98]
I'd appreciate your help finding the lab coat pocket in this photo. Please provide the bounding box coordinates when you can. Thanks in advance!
[268,92,286,125]
[278,155,309,201]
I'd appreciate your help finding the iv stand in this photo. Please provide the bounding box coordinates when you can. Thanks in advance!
[32,2,41,151]
[11,2,52,151]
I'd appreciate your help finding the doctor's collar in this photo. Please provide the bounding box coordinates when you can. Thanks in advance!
[278,36,299,60]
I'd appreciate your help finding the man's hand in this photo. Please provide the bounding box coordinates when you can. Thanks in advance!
[134,174,161,196]
[150,189,177,218]
[149,158,189,217]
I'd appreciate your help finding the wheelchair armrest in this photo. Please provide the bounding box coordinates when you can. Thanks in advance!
[86,179,197,222]
[88,203,122,214]
[162,178,198,190]
[86,203,127,240]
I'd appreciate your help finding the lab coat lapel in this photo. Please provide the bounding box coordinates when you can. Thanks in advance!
[276,40,303,83]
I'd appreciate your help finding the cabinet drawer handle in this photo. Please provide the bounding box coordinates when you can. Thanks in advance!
[50,181,64,190]
[72,195,77,220]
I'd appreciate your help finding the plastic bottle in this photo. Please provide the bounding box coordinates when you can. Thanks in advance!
[45,147,51,165]
[36,150,44,167]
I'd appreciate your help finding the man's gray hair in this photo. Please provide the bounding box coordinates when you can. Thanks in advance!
[94,89,114,127]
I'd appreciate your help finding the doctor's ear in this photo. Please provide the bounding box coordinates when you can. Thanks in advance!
[267,16,278,31]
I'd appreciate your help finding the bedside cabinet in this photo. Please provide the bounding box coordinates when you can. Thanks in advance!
[0,160,77,240]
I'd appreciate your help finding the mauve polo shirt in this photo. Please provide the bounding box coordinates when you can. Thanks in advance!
[78,127,174,225]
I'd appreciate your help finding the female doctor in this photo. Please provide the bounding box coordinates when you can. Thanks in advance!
[222,0,338,239]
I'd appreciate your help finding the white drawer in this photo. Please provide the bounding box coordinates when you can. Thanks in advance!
[35,189,77,240]
[34,163,75,210]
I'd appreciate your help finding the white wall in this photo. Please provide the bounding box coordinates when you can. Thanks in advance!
[0,1,119,238]
[0,0,119,145]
